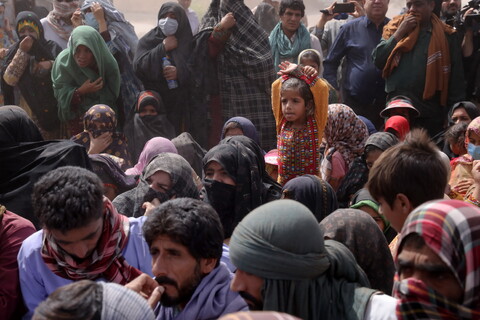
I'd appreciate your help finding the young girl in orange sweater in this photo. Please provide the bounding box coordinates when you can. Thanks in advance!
[272,62,329,185]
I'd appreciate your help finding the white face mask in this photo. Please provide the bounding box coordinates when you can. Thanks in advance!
[158,17,178,36]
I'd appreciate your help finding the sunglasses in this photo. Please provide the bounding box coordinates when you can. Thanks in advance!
[56,0,75,3]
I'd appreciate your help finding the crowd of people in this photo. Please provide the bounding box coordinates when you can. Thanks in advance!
[1,0,480,319]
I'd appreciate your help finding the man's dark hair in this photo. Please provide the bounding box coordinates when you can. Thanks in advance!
[33,280,101,320]
[143,198,224,264]
[32,166,104,232]
[367,129,447,208]
[279,0,305,17]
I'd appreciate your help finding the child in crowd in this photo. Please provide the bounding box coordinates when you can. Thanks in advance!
[384,115,410,141]
[450,116,480,199]
[297,48,339,104]
[445,122,468,159]
[271,61,328,185]
[321,104,368,191]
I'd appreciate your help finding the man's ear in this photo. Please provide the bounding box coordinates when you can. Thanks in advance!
[199,257,217,274]
[396,193,414,216]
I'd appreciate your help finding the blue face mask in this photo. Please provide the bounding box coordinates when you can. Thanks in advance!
[84,12,99,30]
[468,143,480,160]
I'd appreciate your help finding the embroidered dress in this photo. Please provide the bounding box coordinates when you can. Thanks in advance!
[272,71,329,186]
[278,117,320,185]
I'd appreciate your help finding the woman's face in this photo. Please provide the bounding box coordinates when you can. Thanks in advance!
[19,26,38,39]
[139,105,158,117]
[451,107,471,125]
[74,44,95,68]
[204,161,236,186]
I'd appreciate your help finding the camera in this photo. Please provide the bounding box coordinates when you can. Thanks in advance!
[461,0,480,27]
[320,2,355,15]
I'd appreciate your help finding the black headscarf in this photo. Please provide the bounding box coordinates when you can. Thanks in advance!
[124,90,176,163]
[448,101,480,126]
[203,141,267,237]
[282,175,338,222]
[172,132,206,177]
[134,2,193,89]
[0,106,43,144]
[1,11,62,130]
[113,152,199,217]
[89,154,136,194]
[0,106,91,228]
[220,135,281,202]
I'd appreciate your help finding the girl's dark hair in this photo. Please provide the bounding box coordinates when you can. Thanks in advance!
[299,50,321,68]
[281,77,314,117]
[445,122,468,145]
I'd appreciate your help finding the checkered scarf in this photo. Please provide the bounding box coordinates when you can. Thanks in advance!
[41,199,142,284]
[394,199,480,318]
[199,0,277,150]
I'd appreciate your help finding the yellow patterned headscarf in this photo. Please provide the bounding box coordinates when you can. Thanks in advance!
[17,19,40,39]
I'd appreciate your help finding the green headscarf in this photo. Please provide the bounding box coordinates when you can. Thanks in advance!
[229,199,373,320]
[52,25,120,122]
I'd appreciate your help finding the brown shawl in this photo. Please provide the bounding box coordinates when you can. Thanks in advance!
[382,13,455,106]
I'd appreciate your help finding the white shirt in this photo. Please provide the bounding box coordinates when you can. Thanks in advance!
[185,8,199,35]
[364,293,398,320]
[40,17,73,50]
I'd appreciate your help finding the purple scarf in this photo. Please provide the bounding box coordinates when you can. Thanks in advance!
[155,263,247,320]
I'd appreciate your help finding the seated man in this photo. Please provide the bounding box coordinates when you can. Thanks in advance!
[394,199,480,318]
[142,198,248,319]
[229,199,397,320]
[18,166,153,318]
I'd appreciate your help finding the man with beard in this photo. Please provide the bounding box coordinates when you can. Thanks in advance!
[142,198,248,320]
[17,167,153,318]
[440,0,462,27]
[373,0,465,138]
[229,199,397,319]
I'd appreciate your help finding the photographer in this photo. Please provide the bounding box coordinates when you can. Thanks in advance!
[441,0,462,27]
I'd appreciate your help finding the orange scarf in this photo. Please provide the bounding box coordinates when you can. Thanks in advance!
[382,14,455,106]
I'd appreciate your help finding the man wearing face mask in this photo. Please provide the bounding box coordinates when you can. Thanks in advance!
[41,0,80,49]
[1,11,62,139]
[134,3,193,140]
[113,153,200,218]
